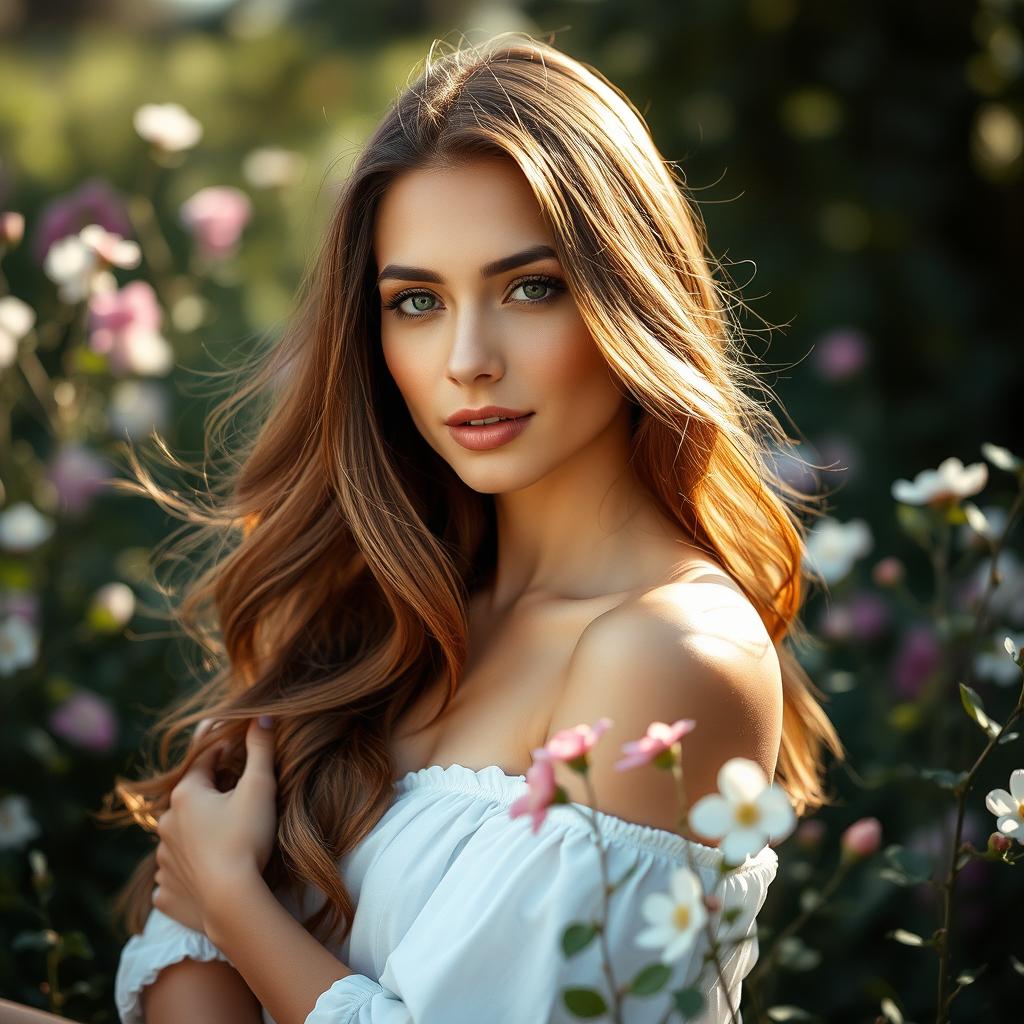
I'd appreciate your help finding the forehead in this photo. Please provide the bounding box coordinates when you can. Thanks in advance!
[373,155,552,264]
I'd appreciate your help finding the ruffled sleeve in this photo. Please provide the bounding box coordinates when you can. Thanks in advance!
[114,901,235,1024]
[305,772,778,1024]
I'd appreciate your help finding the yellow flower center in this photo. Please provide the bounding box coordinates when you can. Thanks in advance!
[673,905,691,929]
[1018,801,1024,818]
[736,802,760,827]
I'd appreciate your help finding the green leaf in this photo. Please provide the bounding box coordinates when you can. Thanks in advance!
[879,997,904,1023]
[12,929,59,953]
[955,963,987,985]
[998,731,1020,745]
[959,683,1002,738]
[610,862,640,891]
[561,987,608,1017]
[629,962,671,996]
[776,935,822,971]
[895,503,932,548]
[60,930,94,960]
[673,988,706,1017]
[561,923,598,958]
[766,1006,818,1021]
[878,844,934,886]
[916,767,969,790]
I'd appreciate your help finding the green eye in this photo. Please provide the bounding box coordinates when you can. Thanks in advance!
[383,274,565,320]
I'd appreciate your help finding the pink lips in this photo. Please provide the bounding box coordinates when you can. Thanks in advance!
[447,413,534,451]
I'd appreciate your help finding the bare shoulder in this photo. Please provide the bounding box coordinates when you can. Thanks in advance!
[542,571,784,839]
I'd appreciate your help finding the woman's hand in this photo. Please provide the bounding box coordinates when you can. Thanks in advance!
[153,715,278,936]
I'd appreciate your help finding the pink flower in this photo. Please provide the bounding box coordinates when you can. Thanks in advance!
[48,689,119,753]
[840,816,882,860]
[1,211,24,247]
[872,556,905,588]
[812,327,869,382]
[88,281,173,376]
[31,178,133,265]
[795,818,826,850]
[614,718,696,771]
[179,186,252,259]
[47,443,113,516]
[891,624,941,700]
[508,751,557,834]
[544,717,613,763]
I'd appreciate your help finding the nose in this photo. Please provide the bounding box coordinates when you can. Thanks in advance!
[444,303,505,386]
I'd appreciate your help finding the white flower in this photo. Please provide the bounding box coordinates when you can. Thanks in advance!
[804,516,873,584]
[634,864,708,964]
[44,235,96,304]
[79,224,141,269]
[108,380,171,439]
[689,757,796,865]
[0,501,55,552]
[89,581,136,632]
[0,794,42,850]
[985,769,1024,845]
[0,295,35,369]
[242,146,306,189]
[892,457,988,506]
[974,632,1024,686]
[133,102,203,152]
[0,616,39,675]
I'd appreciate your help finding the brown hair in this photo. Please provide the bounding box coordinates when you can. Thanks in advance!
[98,31,844,950]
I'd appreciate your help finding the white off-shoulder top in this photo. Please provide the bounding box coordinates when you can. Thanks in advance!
[114,763,779,1023]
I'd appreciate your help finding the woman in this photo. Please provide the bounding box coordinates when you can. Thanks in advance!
[102,32,843,1024]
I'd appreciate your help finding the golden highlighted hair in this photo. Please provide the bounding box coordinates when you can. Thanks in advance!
[98,32,844,950]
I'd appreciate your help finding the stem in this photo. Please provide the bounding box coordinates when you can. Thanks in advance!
[934,686,1024,1024]
[669,756,741,1024]
[577,770,623,1024]
[745,856,853,992]
[933,485,1024,1023]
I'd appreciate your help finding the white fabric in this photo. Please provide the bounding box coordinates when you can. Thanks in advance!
[115,763,778,1023]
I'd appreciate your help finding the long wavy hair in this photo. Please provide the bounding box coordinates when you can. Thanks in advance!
[98,32,845,949]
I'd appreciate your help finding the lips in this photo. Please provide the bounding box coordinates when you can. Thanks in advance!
[445,405,532,426]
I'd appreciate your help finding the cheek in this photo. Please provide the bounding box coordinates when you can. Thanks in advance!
[528,318,622,418]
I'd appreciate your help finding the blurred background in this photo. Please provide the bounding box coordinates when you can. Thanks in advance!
[1,0,1022,1020]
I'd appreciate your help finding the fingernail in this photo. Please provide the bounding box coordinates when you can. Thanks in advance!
[258,714,274,729]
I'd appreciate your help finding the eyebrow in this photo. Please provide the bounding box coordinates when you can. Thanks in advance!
[375,244,558,288]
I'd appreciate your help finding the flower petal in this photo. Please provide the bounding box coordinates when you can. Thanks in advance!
[721,827,767,865]
[640,891,676,926]
[662,925,700,964]
[719,757,767,803]
[635,924,676,949]
[757,785,797,841]
[689,794,732,838]
[669,865,702,905]
[1009,769,1024,802]
[986,788,1015,816]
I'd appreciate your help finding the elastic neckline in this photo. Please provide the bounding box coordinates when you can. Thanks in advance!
[394,762,780,873]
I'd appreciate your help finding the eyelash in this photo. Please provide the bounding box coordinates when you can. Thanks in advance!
[382,274,566,320]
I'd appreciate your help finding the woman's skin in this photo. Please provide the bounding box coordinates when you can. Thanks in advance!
[377,153,690,614]
[135,153,783,1022]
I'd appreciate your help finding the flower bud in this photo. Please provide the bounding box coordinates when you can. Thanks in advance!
[0,212,25,246]
[872,556,905,588]
[840,816,882,861]
[795,818,826,850]
[987,831,1012,855]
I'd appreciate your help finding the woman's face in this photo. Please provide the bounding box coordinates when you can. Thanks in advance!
[373,154,628,494]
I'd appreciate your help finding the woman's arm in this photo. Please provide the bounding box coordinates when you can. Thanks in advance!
[142,958,263,1024]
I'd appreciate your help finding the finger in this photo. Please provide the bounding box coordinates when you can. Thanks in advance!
[238,716,277,792]
[179,733,228,790]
